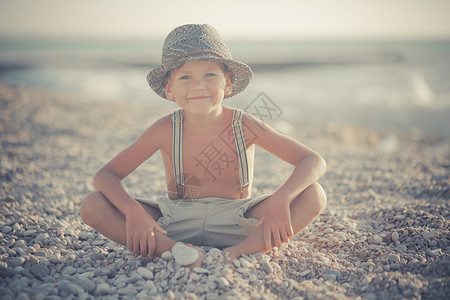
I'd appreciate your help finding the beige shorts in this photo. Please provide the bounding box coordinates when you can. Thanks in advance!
[136,194,271,248]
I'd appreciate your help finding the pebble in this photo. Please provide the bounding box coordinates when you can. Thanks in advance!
[29,263,49,279]
[324,269,343,280]
[369,235,382,244]
[94,283,110,295]
[388,254,400,264]
[171,242,199,266]
[193,267,209,274]
[391,231,399,242]
[239,257,252,268]
[423,231,439,239]
[299,270,311,277]
[137,267,154,279]
[78,278,96,292]
[0,86,447,299]
[161,251,174,261]
[261,259,273,274]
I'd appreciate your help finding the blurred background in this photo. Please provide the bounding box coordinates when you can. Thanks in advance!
[1,0,449,137]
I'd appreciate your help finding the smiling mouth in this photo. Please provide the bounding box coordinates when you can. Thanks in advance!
[188,96,210,101]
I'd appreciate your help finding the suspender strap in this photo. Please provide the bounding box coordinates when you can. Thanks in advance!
[232,109,249,199]
[171,108,250,199]
[172,109,185,199]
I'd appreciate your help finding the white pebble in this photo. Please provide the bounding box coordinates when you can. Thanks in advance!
[137,267,153,280]
[261,259,273,274]
[172,242,199,266]
[239,257,252,268]
[161,251,174,261]
[193,267,209,274]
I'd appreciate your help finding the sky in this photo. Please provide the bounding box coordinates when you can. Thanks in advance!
[1,0,450,40]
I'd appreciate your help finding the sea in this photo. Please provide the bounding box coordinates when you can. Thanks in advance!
[1,38,449,138]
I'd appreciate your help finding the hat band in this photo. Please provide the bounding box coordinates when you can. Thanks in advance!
[166,49,228,66]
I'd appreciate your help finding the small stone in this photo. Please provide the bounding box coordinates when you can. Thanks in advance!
[193,267,209,274]
[208,248,221,258]
[22,230,36,237]
[167,260,175,273]
[94,283,110,295]
[254,252,264,261]
[423,231,439,239]
[391,231,399,242]
[371,235,382,244]
[299,270,310,277]
[2,226,13,233]
[427,249,442,257]
[324,274,336,281]
[35,233,49,244]
[29,262,49,279]
[62,266,78,275]
[92,239,105,246]
[395,244,407,253]
[388,254,400,264]
[233,259,241,268]
[118,284,136,295]
[58,281,81,295]
[363,276,373,286]
[239,257,252,268]
[172,242,199,266]
[137,267,153,280]
[78,278,96,292]
[335,233,347,241]
[324,269,343,280]
[261,259,273,274]
[161,251,174,261]
[6,257,25,268]
[218,277,229,287]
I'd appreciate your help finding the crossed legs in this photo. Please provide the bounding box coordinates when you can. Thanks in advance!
[224,182,327,260]
[80,182,326,264]
[80,192,206,268]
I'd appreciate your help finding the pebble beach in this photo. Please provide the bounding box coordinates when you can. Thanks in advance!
[0,83,449,299]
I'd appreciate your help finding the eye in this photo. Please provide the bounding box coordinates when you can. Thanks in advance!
[179,75,190,80]
[205,73,216,77]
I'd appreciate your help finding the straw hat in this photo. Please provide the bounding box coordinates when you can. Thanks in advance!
[147,24,253,99]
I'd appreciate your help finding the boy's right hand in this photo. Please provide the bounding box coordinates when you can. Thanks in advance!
[125,206,167,258]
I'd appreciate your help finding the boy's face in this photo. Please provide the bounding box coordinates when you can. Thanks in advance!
[165,61,232,115]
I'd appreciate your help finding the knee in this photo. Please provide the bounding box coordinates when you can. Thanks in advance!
[80,192,104,226]
[304,182,327,215]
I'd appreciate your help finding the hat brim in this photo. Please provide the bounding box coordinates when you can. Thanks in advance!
[147,55,253,100]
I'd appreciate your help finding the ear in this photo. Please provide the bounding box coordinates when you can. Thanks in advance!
[165,80,175,101]
[224,71,233,96]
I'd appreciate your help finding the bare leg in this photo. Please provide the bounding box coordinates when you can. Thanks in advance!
[224,182,327,261]
[80,192,206,268]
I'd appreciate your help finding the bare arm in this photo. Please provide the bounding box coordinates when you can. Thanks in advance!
[245,114,326,249]
[93,115,171,257]
[246,114,326,202]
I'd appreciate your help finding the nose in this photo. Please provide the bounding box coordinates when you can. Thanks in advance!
[191,76,206,91]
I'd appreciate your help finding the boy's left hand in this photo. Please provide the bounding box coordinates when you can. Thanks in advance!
[256,197,294,251]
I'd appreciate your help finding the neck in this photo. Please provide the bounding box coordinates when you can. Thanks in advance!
[183,106,225,133]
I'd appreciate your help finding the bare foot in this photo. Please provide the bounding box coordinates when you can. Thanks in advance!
[223,246,241,264]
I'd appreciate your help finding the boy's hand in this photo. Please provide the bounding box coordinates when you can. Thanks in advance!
[125,206,167,258]
[256,197,294,251]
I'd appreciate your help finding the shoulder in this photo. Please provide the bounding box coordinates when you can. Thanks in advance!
[137,113,173,146]
[241,110,278,137]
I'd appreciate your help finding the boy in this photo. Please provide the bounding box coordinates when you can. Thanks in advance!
[80,24,327,269]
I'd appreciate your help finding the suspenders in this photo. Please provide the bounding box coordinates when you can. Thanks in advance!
[171,110,185,200]
[171,108,250,199]
[231,109,249,199]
